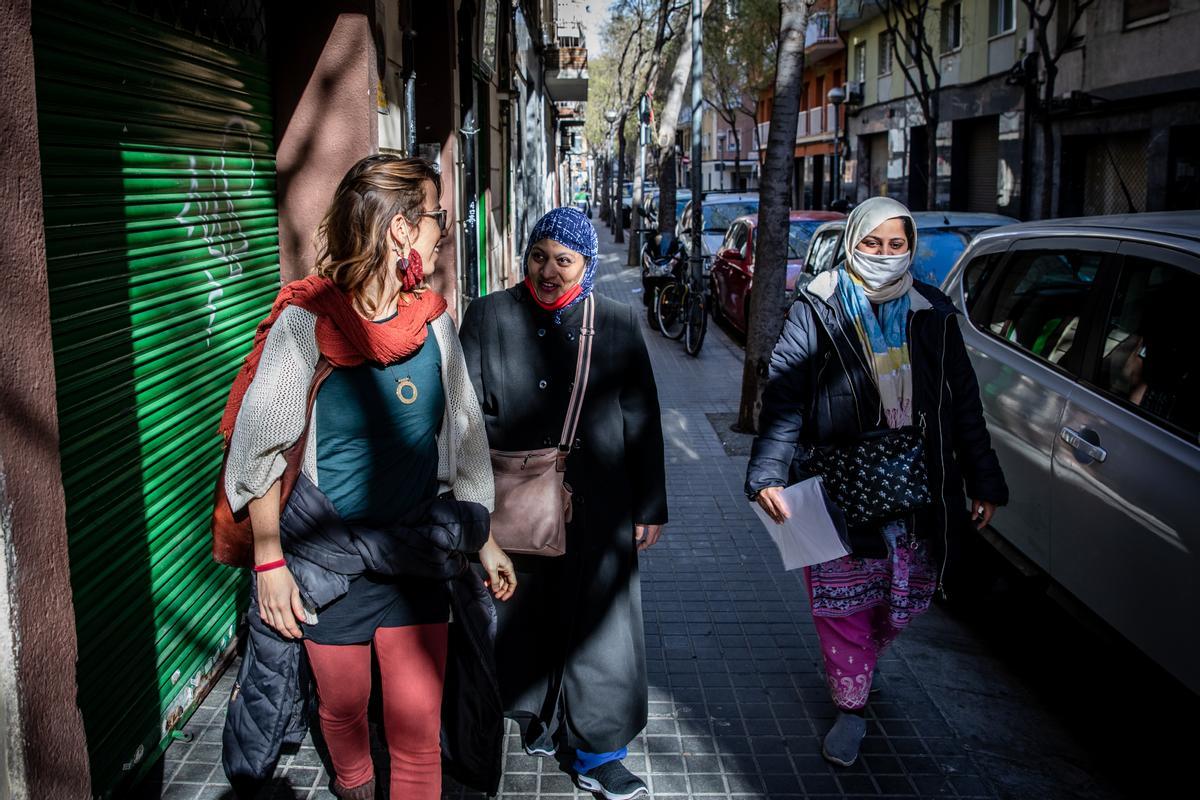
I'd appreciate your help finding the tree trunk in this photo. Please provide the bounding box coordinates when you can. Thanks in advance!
[1040,62,1058,218]
[659,150,677,233]
[925,114,938,210]
[599,156,610,222]
[655,0,714,235]
[733,127,742,192]
[737,0,809,433]
[616,113,628,244]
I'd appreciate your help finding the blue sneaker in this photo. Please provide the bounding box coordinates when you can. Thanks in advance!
[575,760,648,800]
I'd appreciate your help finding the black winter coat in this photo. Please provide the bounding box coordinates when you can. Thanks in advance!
[221,475,503,794]
[745,270,1008,580]
[459,286,667,754]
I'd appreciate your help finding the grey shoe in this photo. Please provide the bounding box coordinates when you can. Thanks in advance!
[575,760,649,800]
[822,711,867,767]
[523,725,557,757]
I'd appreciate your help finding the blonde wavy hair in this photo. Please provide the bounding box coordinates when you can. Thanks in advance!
[315,154,443,318]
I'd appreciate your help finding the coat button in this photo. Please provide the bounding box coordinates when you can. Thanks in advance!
[537,328,546,337]
[573,437,582,449]
[543,436,553,446]
[566,332,576,341]
[538,379,548,389]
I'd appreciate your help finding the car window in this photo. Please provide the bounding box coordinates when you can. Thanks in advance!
[702,202,759,232]
[785,221,823,260]
[719,225,737,252]
[968,248,1103,372]
[1092,255,1199,439]
[730,224,749,256]
[808,230,841,274]
[913,228,981,286]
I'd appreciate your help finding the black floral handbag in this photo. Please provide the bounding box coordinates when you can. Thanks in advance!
[806,424,931,528]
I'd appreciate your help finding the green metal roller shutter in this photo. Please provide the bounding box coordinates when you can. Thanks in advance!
[33,1,277,794]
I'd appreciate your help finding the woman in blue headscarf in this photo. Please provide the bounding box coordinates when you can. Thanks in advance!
[460,207,667,799]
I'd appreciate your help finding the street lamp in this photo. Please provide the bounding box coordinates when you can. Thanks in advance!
[604,109,619,230]
[827,86,846,208]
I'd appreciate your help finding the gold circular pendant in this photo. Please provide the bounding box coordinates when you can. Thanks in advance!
[395,377,418,405]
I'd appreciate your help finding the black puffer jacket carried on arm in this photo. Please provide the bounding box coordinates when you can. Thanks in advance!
[745,269,1008,584]
[221,474,502,794]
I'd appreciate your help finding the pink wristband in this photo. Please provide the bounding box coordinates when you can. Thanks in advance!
[252,558,287,573]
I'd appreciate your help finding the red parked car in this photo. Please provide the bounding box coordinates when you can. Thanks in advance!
[709,210,845,333]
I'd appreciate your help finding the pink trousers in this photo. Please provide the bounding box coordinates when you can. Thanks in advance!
[304,623,447,800]
[804,570,903,710]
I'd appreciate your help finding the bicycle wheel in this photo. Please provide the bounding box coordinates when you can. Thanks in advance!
[684,291,708,356]
[656,282,686,340]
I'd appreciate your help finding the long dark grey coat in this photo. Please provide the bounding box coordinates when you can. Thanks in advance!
[459,286,667,753]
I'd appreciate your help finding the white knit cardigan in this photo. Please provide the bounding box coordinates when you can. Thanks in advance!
[224,305,495,514]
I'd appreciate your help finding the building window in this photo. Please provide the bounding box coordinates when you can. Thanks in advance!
[855,41,867,82]
[728,132,738,152]
[877,31,893,75]
[1056,0,1086,50]
[901,19,919,65]
[942,1,963,51]
[1125,0,1169,25]
[988,0,1016,37]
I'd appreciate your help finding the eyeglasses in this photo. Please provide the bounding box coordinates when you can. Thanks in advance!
[417,209,449,236]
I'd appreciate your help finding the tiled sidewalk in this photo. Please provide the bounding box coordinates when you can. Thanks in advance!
[157,228,1001,799]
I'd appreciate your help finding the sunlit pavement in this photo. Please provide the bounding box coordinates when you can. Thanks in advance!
[154,224,1148,800]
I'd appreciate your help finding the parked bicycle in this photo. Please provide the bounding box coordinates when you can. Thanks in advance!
[654,254,709,356]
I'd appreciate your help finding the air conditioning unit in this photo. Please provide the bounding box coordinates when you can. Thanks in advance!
[845,81,864,106]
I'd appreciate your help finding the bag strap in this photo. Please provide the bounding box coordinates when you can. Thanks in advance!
[558,295,596,454]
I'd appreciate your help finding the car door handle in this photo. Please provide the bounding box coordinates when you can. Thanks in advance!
[1059,427,1108,463]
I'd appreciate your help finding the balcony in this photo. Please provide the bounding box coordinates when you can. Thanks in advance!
[797,104,839,143]
[545,45,588,102]
[755,105,842,148]
[804,12,842,61]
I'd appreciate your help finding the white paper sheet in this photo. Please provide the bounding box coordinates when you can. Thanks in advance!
[750,478,850,570]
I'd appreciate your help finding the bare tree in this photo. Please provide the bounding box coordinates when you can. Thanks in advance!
[604,4,651,244]
[872,0,941,210]
[1020,0,1096,218]
[704,0,777,194]
[737,0,810,432]
[628,0,688,264]
[651,0,716,235]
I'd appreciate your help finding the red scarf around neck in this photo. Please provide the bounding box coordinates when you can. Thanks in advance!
[523,275,583,311]
[219,275,447,440]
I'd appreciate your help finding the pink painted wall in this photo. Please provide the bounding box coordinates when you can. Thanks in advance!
[0,0,92,796]
[271,5,380,282]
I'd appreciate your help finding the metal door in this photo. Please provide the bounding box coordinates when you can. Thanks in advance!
[1049,241,1200,694]
[33,1,278,793]
[953,237,1114,569]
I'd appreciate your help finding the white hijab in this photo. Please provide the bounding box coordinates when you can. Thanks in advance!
[842,196,916,304]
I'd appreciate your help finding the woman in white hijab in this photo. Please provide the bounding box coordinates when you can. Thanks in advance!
[746,197,1009,767]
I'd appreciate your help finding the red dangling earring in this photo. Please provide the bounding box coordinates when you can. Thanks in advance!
[398,248,424,291]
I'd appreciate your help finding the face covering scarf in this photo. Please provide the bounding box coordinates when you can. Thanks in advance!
[842,196,917,304]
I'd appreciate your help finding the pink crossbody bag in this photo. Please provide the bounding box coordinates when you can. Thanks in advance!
[487,295,595,557]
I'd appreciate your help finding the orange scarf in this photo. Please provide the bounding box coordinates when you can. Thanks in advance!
[219,275,447,440]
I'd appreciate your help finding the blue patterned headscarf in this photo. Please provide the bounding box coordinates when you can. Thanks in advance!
[523,206,599,324]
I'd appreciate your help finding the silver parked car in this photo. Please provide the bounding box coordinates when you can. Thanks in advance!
[942,212,1200,695]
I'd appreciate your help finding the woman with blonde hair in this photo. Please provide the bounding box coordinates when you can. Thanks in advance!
[220,155,515,799]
